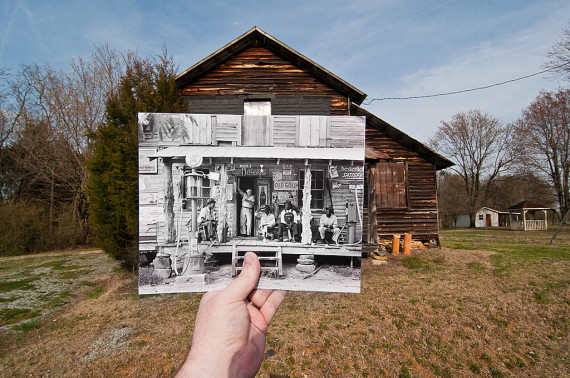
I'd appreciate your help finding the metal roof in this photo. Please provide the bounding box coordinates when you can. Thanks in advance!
[149,145,364,161]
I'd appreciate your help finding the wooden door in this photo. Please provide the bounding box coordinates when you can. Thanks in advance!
[486,214,492,227]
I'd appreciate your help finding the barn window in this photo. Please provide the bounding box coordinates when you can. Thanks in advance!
[374,161,408,209]
[299,170,325,209]
[244,100,271,115]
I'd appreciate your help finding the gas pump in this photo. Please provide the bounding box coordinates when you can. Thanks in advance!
[346,202,358,244]
[177,153,208,275]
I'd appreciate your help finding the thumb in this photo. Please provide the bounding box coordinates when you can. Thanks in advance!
[221,252,260,300]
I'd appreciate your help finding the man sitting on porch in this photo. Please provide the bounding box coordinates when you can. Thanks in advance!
[319,206,340,245]
[278,200,299,242]
[256,205,276,241]
[199,198,217,241]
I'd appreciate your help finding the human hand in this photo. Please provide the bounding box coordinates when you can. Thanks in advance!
[176,252,287,378]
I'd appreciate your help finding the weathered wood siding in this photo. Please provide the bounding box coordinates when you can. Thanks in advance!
[179,47,349,115]
[365,123,439,241]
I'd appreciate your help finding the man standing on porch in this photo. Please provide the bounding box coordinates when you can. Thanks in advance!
[238,188,255,236]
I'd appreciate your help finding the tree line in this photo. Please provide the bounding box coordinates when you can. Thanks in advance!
[0,45,181,266]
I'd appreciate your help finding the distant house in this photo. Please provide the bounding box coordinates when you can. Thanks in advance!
[452,207,508,228]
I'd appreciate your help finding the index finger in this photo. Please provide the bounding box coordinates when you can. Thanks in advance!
[258,290,287,324]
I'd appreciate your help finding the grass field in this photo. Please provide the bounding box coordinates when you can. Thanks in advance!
[0,228,568,377]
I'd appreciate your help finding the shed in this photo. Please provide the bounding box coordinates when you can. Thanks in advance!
[452,207,508,228]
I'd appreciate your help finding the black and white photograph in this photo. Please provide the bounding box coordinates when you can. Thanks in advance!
[138,113,365,294]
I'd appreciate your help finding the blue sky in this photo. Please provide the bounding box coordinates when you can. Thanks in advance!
[1,0,568,142]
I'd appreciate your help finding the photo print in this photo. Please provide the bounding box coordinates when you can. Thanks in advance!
[138,113,365,294]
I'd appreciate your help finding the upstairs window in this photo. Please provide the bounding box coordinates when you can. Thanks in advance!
[244,100,271,115]
[242,100,272,146]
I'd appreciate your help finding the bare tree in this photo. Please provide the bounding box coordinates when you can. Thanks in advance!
[436,171,469,227]
[430,110,515,227]
[515,89,570,218]
[544,21,570,82]
[6,45,135,239]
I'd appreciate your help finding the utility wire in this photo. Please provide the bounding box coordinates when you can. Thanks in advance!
[363,63,570,105]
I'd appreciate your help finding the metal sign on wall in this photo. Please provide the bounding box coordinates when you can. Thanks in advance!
[274,181,299,191]
[336,165,364,180]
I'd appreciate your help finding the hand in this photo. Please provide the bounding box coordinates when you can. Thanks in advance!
[177,252,287,378]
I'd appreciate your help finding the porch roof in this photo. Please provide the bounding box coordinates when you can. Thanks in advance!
[149,145,364,161]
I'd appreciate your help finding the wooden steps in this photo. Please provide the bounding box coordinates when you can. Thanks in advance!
[231,245,283,277]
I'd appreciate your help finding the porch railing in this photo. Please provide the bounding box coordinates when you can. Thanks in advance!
[510,220,547,231]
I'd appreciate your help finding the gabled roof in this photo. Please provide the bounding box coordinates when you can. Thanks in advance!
[351,104,454,170]
[479,207,510,214]
[176,26,367,104]
[507,200,549,210]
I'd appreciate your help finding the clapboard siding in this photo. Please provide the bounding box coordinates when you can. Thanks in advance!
[185,96,245,114]
[180,47,349,115]
[273,96,330,115]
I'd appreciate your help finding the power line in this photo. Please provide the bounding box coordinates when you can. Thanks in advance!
[363,63,570,105]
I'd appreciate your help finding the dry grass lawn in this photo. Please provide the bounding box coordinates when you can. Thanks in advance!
[0,227,568,377]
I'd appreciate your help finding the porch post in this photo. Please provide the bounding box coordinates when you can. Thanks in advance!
[523,209,527,231]
[163,158,176,243]
[301,164,312,244]
[217,164,228,241]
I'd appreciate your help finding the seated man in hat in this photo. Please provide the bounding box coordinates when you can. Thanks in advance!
[255,205,276,241]
[278,200,299,242]
[319,206,340,245]
[198,198,217,241]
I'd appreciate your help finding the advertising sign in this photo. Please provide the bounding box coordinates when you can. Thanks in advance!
[337,165,364,180]
[274,181,299,191]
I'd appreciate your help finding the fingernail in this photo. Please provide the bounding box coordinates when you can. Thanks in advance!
[243,253,252,270]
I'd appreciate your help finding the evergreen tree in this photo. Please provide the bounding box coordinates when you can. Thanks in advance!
[88,52,182,268]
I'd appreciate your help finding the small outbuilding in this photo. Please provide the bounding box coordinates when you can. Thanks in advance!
[453,207,509,228]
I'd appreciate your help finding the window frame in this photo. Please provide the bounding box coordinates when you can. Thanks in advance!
[299,169,325,210]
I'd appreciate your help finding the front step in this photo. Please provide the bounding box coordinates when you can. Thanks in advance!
[232,245,283,277]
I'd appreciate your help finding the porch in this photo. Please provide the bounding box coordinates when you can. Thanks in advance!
[159,237,362,258]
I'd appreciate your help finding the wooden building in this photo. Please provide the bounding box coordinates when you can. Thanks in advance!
[141,26,452,253]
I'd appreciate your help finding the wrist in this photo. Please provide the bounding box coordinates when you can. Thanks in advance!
[179,350,231,378]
